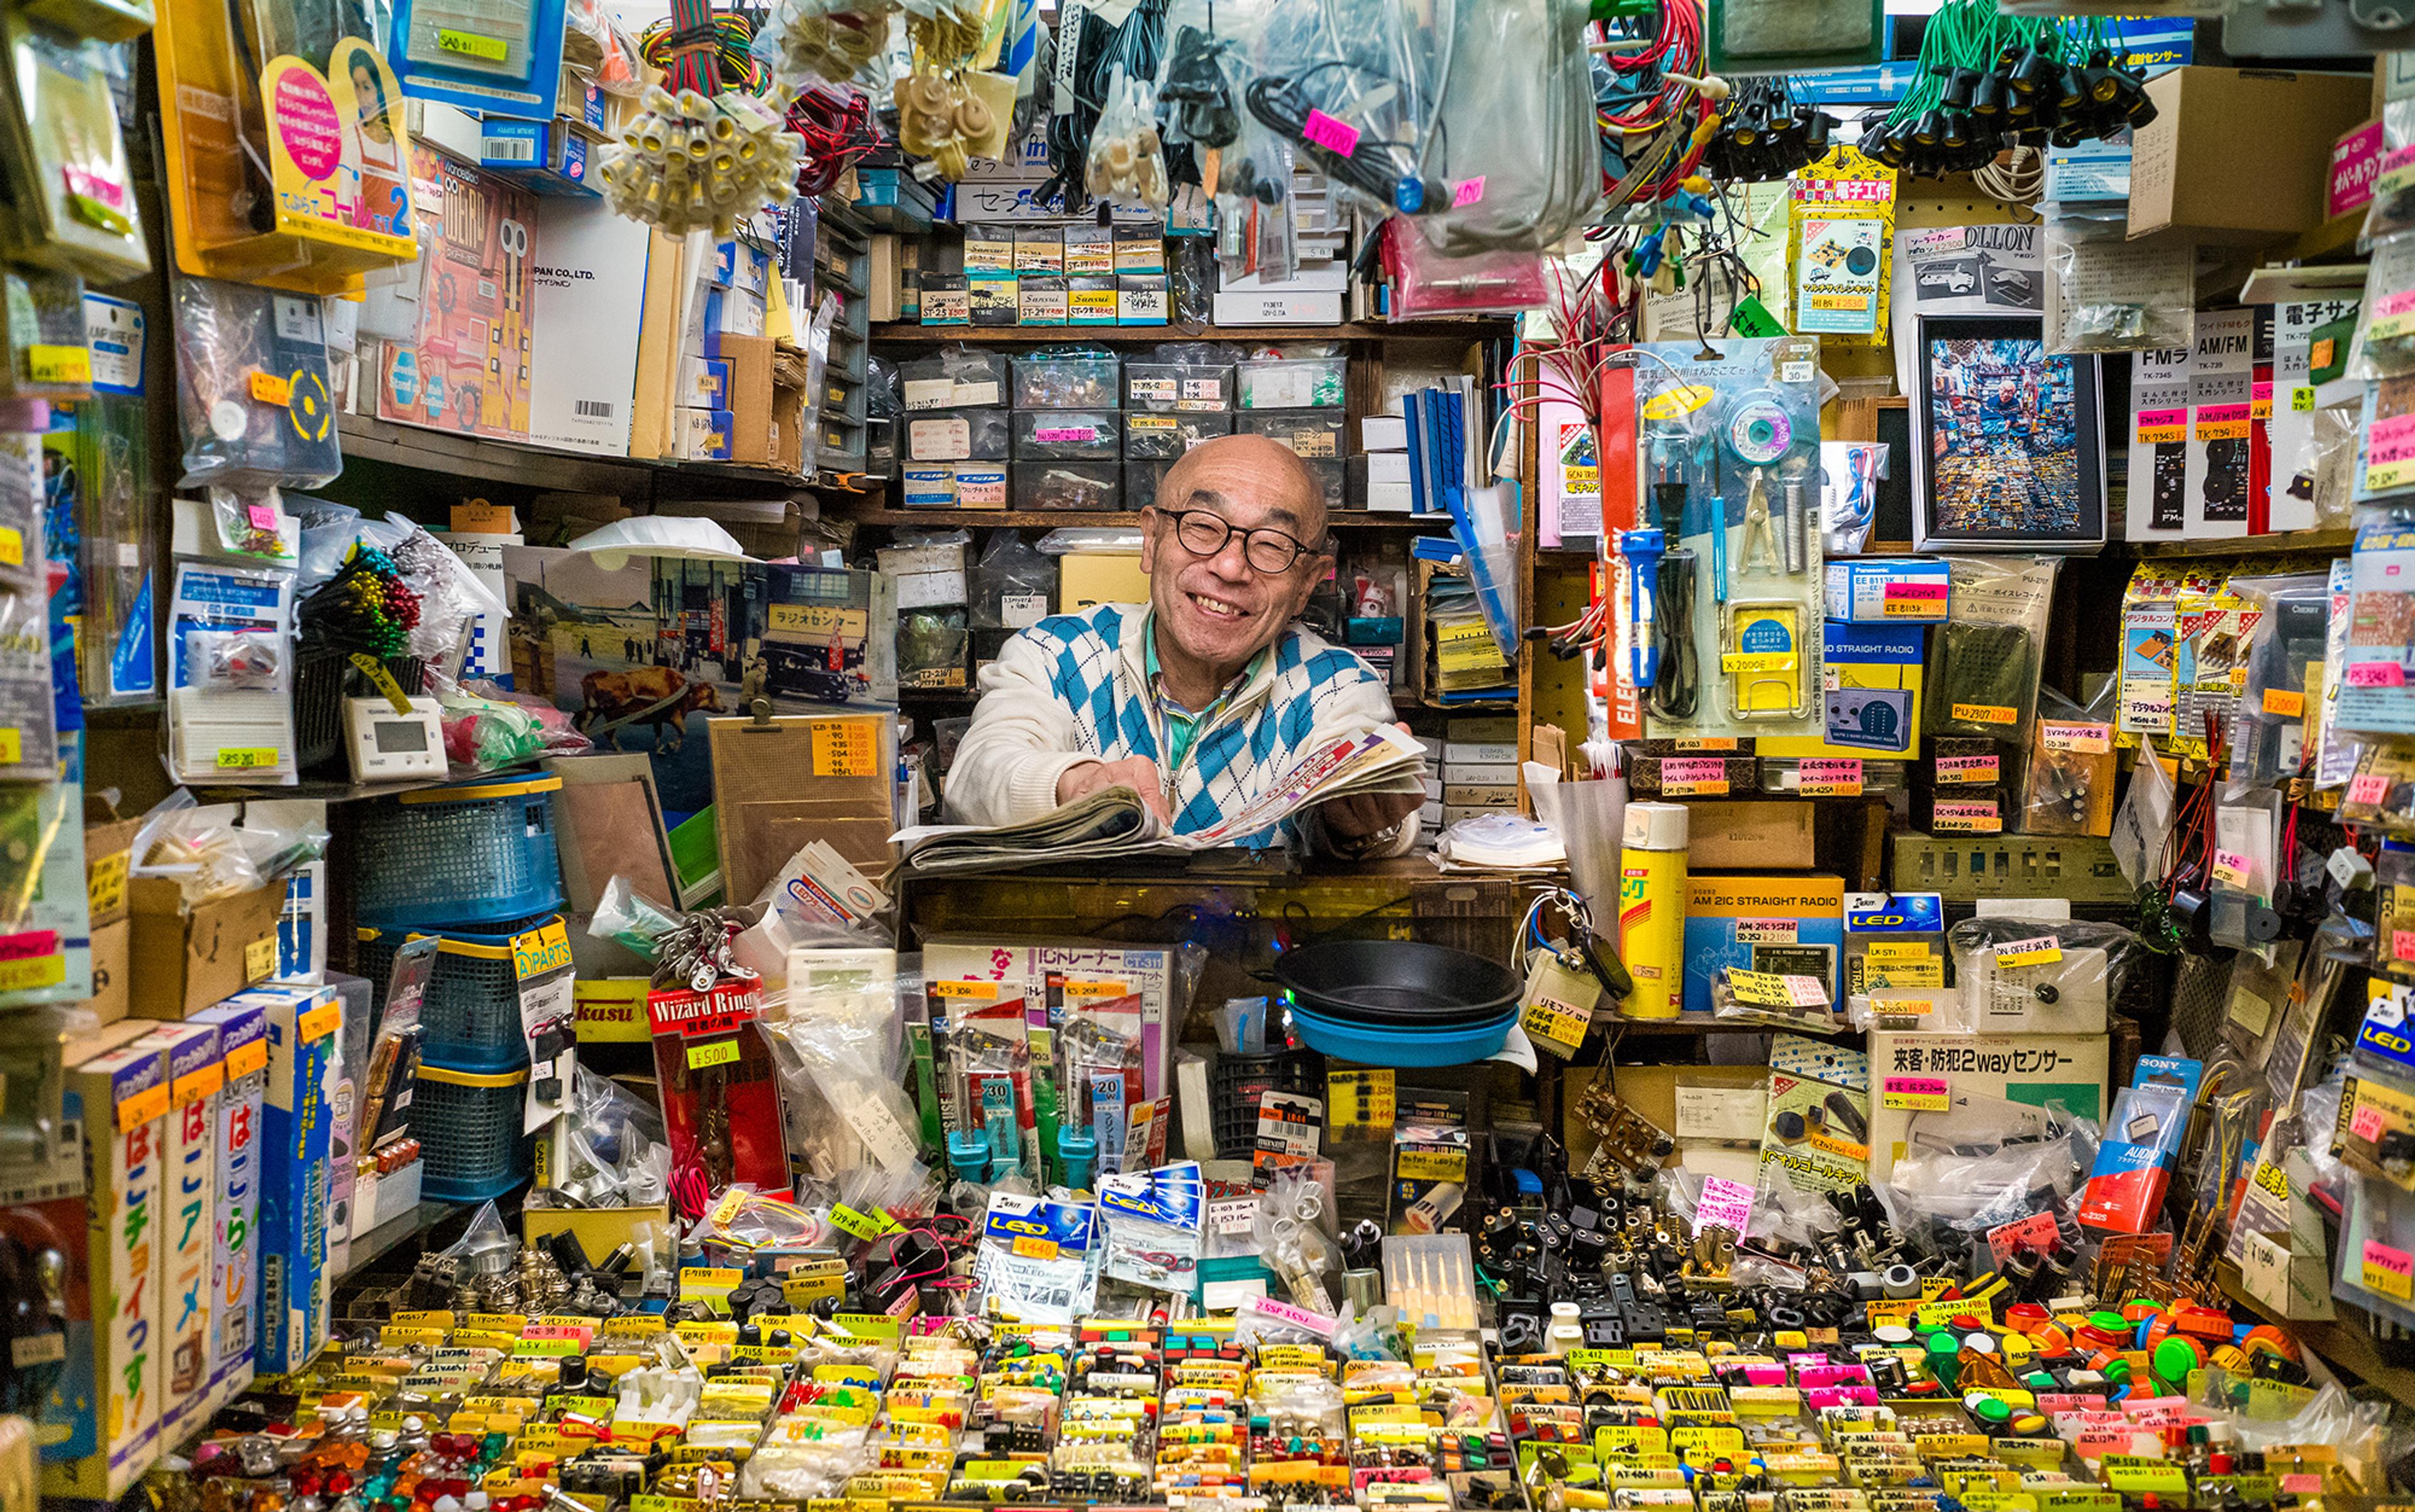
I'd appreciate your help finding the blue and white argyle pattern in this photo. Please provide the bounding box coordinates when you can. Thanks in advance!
[1021,603,1387,848]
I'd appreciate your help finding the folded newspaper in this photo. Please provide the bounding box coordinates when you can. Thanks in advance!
[895,725,1430,876]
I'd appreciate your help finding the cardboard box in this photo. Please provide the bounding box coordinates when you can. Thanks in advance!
[45,1037,169,1501]
[708,711,899,903]
[1761,622,1927,762]
[2128,67,2375,244]
[679,354,732,409]
[1682,874,1846,1016]
[1682,801,1817,869]
[627,228,695,459]
[187,998,266,1413]
[85,816,139,927]
[87,916,129,1025]
[526,194,651,454]
[129,877,286,1020]
[136,1020,221,1446]
[249,983,340,1376]
[1057,553,1151,613]
[1864,1028,2109,1181]
[870,233,903,325]
[680,406,735,461]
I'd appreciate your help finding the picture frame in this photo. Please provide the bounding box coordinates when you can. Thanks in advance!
[1909,314,2106,550]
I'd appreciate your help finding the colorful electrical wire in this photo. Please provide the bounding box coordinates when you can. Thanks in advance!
[643,2,770,97]
[300,545,421,658]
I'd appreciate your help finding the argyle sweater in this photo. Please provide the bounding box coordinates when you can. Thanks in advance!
[943,603,1418,856]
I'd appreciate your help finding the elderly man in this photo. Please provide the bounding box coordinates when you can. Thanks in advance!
[945,433,1424,857]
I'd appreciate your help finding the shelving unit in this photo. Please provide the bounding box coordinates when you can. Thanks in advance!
[870,321,1511,345]
[848,508,1448,530]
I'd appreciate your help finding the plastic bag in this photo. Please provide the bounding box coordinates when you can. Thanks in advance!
[1085,65,1170,210]
[1928,556,2060,738]
[207,487,295,562]
[1252,1160,1338,1312]
[970,531,1056,631]
[182,628,287,692]
[288,496,365,596]
[768,952,923,1179]
[2368,97,2415,244]
[172,277,343,491]
[362,513,510,674]
[2350,230,2415,382]
[130,789,325,906]
[1410,0,1602,255]
[1382,222,1546,317]
[590,874,685,959]
[431,674,589,770]
[2043,209,2192,356]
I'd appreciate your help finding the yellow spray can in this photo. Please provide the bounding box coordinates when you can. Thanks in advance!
[1617,802,1689,1019]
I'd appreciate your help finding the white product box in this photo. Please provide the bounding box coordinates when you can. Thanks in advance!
[138,1021,221,1447]
[1360,414,1408,452]
[1364,451,1411,486]
[1445,741,1519,765]
[528,196,651,455]
[1444,762,1519,787]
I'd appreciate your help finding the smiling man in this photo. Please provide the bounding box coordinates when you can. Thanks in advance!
[945,433,1425,857]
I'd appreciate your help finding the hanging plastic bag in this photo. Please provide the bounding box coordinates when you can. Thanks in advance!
[1085,65,1170,210]
[1411,0,1604,255]
[1382,222,1546,317]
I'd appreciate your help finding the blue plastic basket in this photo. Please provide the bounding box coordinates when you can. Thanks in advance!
[413,1059,532,1202]
[1286,1004,1518,1068]
[355,775,565,928]
[355,911,560,1071]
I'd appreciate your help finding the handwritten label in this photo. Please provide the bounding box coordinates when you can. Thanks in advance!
[811,720,878,777]
[2211,850,2251,888]
[1734,918,1799,945]
[1695,1176,1754,1235]
[1300,109,1360,157]
[1935,753,2000,782]
[1031,426,1098,443]
[436,26,509,60]
[1658,757,1731,796]
[1011,1235,1058,1260]
[2352,1102,2389,1142]
[26,345,88,386]
[2361,1240,2412,1301]
[2351,772,2393,806]
[2348,662,2407,688]
[1451,177,1485,208]
[1952,702,2019,726]
[249,371,292,406]
[216,747,280,769]
[2264,688,2306,718]
[2040,721,2111,753]
[1799,758,1862,796]
[685,1038,740,1070]
[244,936,277,984]
[1881,1076,1950,1112]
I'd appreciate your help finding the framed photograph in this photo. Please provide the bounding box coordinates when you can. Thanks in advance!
[1910,314,2106,550]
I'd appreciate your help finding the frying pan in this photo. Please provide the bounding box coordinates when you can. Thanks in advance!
[1270,938,1523,1027]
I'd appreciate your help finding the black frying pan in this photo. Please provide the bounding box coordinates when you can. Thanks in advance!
[1271,939,1523,1027]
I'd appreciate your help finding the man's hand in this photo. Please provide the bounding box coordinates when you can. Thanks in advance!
[1318,788,1423,839]
[1057,756,1174,823]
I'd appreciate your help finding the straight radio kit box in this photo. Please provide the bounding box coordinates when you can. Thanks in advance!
[251,983,340,1376]
[1761,622,1926,762]
[47,1031,170,1501]
[190,997,269,1411]
[1682,874,1846,1015]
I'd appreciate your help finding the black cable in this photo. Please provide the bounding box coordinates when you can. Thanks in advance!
[1650,548,1699,722]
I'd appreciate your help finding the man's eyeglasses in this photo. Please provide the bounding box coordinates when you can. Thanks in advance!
[1158,508,1327,575]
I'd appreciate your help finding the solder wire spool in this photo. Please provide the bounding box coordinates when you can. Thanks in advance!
[1723,390,1793,467]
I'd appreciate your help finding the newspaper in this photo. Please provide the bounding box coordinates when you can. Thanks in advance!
[896,725,1429,876]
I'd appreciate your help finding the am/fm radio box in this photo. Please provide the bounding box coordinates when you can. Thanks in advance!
[1682,874,1845,1016]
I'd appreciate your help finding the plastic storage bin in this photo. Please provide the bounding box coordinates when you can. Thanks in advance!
[1014,462,1122,511]
[906,407,1009,462]
[1209,1048,1324,1159]
[355,775,564,928]
[355,911,563,1071]
[1126,360,1235,413]
[414,1060,533,1201]
[1013,410,1120,460]
[898,350,1009,410]
[1012,351,1120,409]
[1238,355,1345,409]
[1128,461,1174,510]
[1124,412,1232,460]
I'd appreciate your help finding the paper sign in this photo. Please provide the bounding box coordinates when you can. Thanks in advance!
[2360,1240,2412,1300]
[2264,689,2306,718]
[1452,177,1485,208]
[813,720,879,777]
[1880,1076,1949,1111]
[1995,937,2063,967]
[1799,759,1862,796]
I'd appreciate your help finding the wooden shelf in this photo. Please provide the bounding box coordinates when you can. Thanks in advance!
[848,507,1447,530]
[870,321,1513,345]
[2135,527,2355,560]
[337,413,842,496]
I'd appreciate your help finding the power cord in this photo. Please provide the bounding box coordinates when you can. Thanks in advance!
[1650,547,1699,721]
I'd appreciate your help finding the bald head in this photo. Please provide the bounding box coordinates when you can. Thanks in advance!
[1158,433,1329,548]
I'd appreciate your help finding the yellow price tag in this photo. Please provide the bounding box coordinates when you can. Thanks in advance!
[436,26,509,60]
[929,979,996,999]
[1011,1235,1059,1260]
[0,728,21,767]
[250,371,292,406]
[0,530,24,571]
[1951,702,2019,726]
[684,1038,741,1070]
[2264,688,2306,718]
[245,936,278,985]
[86,847,125,918]
[1994,938,2064,968]
[26,345,88,386]
[299,999,342,1040]
[2290,387,2316,412]
[0,953,65,992]
[812,720,878,777]
[216,747,280,770]
[2362,1240,2414,1301]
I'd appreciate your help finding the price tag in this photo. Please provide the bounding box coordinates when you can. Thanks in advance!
[216,747,280,770]
[2291,386,2316,412]
[0,729,23,768]
[928,980,996,999]
[350,652,414,714]
[86,848,126,919]
[2351,1101,2389,1142]
[2362,1240,2413,1301]
[26,344,88,386]
[812,720,878,777]
[2263,688,2306,718]
[1658,757,1731,796]
[2348,662,2407,688]
[0,952,65,992]
[1725,970,1829,1009]
[2211,850,2251,888]
[1797,758,1862,797]
[1299,109,1360,157]
[2351,772,2393,806]
[436,26,509,60]
[684,1038,740,1070]
[1011,1235,1060,1260]
[244,936,277,984]
[1694,1176,1754,1235]
[2039,721,2112,753]
[249,371,292,406]
[1995,937,2063,968]
[1951,702,2019,726]
[1451,177,1485,207]
[1882,1076,1950,1112]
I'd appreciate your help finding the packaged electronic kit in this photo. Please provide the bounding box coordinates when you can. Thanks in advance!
[1624,336,1828,742]
[974,1192,1101,1325]
[647,978,791,1203]
[0,267,92,403]
[152,4,418,293]
[139,1020,221,1447]
[2019,695,2117,838]
[2227,572,2329,787]
[1760,621,1924,762]
[1758,1038,1870,1196]
[1942,917,2127,1036]
[1926,555,2058,740]
[171,278,342,491]
[2338,521,2415,737]
[1681,873,1845,1017]
[1841,892,1946,1021]
[2268,297,2358,534]
[165,540,297,787]
[0,13,148,286]
[1866,1031,2108,1182]
[2078,1055,2204,1234]
[387,0,571,117]
[187,997,266,1413]
[60,293,158,707]
[1098,1160,1205,1294]
[1787,147,1896,345]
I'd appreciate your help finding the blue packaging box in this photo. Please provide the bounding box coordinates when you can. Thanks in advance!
[247,983,338,1376]
[1825,558,1951,623]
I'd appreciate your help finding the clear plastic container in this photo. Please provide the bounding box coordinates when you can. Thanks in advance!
[899,350,1009,411]
[1238,355,1346,409]
[906,407,1010,463]
[1014,462,1123,512]
[1013,410,1120,460]
[1011,350,1120,409]
[1123,411,1233,460]
[1125,359,1235,413]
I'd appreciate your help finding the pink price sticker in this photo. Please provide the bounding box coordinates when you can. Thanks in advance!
[2352,1101,2389,1142]
[1033,426,1097,443]
[1987,1210,2063,1262]
[2348,662,2407,688]
[2351,772,2393,805]
[2395,928,2415,964]
[1799,757,1862,794]
[2282,1476,2326,1496]
[247,503,280,530]
[1450,176,1485,208]
[0,929,58,962]
[1300,109,1361,158]
[1696,1176,1754,1235]
[1884,582,1948,601]
[2210,848,2251,887]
